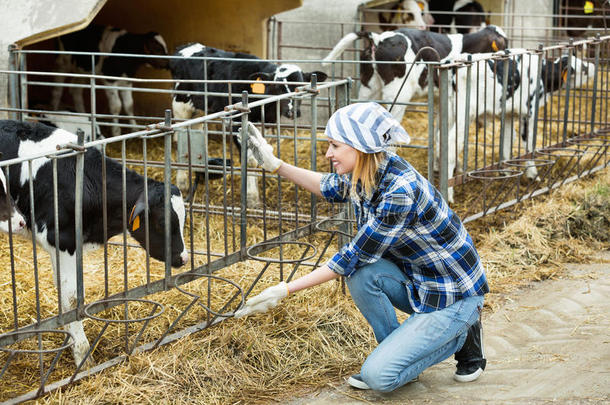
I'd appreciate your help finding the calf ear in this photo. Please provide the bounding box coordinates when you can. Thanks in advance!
[129,195,147,232]
[303,71,328,83]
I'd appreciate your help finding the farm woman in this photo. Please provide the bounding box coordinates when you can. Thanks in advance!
[235,102,488,391]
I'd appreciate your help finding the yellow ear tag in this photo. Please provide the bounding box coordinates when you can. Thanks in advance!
[491,40,499,52]
[417,1,425,11]
[562,69,568,83]
[251,78,266,94]
[584,1,594,14]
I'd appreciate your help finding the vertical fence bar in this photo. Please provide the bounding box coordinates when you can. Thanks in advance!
[240,92,249,256]
[19,50,27,120]
[427,63,435,181]
[531,45,545,155]
[438,67,450,200]
[310,74,318,222]
[7,44,20,121]
[462,56,472,174]
[6,166,19,330]
[561,44,573,143]
[52,159,62,316]
[90,54,97,141]
[74,129,85,308]
[589,36,600,133]
[141,135,151,288]
[499,53,511,161]
[102,144,109,298]
[164,109,173,287]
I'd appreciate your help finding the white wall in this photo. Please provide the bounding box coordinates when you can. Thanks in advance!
[0,0,102,118]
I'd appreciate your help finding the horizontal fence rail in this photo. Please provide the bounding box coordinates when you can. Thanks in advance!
[0,51,353,401]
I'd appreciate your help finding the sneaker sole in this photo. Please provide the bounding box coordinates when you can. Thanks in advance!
[453,366,483,383]
[347,376,371,390]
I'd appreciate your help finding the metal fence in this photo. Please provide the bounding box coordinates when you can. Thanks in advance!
[1,30,609,402]
[0,48,354,402]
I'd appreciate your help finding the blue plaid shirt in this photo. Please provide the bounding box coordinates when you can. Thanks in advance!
[320,151,488,313]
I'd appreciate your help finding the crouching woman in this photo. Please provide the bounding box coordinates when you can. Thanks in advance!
[235,102,488,391]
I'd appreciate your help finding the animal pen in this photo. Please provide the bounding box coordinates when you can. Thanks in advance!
[1,33,610,405]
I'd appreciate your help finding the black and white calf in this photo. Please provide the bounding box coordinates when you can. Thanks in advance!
[0,120,188,365]
[428,0,487,34]
[170,42,327,205]
[51,25,169,137]
[322,25,507,122]
[0,166,26,234]
[442,50,595,202]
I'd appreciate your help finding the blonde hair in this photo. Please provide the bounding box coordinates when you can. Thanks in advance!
[351,151,385,198]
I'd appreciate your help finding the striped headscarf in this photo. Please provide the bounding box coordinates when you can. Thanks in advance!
[324,102,410,153]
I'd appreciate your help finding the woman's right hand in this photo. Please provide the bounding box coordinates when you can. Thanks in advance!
[244,122,283,172]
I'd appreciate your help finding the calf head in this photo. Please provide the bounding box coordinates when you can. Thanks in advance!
[0,167,26,234]
[143,32,170,70]
[475,25,508,54]
[128,182,188,268]
[248,64,327,121]
[545,55,595,92]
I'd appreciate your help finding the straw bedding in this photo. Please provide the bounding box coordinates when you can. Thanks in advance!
[0,89,608,403]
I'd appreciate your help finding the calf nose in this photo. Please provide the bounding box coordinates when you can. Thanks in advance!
[181,251,189,265]
[19,219,25,229]
[285,110,294,119]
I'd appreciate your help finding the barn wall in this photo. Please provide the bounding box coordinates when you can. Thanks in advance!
[89,0,302,118]
[94,0,302,57]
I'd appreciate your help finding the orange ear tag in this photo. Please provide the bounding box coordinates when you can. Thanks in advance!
[584,1,594,14]
[129,205,140,231]
[562,69,568,83]
[251,78,266,94]
[491,41,498,52]
[417,1,425,10]
[132,215,140,232]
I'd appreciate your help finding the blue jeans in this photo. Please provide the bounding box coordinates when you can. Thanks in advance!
[346,258,484,392]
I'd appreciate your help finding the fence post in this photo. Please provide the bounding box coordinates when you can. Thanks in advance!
[164,109,173,288]
[7,44,20,121]
[438,67,450,201]
[240,91,249,257]
[75,129,85,308]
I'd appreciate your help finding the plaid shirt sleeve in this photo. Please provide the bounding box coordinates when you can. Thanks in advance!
[327,186,417,276]
[320,173,350,203]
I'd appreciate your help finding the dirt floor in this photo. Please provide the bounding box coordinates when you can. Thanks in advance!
[289,251,610,405]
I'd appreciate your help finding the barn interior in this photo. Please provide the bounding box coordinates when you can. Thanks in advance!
[18,0,302,128]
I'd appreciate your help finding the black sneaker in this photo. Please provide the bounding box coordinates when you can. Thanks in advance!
[454,319,486,382]
[347,374,370,390]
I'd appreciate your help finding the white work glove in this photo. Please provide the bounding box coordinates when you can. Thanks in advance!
[243,122,283,173]
[233,281,289,318]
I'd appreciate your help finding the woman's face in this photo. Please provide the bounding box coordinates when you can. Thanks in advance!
[325,138,359,175]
